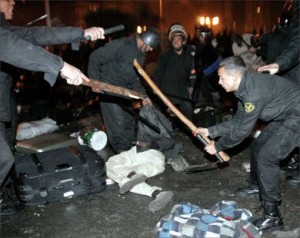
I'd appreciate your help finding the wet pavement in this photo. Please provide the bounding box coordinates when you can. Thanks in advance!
[0,115,300,238]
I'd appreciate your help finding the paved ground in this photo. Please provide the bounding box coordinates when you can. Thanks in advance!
[0,115,299,238]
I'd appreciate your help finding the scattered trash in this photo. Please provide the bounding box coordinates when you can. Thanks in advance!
[77,127,107,151]
[16,118,58,140]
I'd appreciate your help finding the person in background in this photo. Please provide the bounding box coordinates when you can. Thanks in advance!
[153,23,193,120]
[88,27,160,154]
[232,33,265,71]
[256,12,291,65]
[194,56,300,233]
[258,0,299,85]
[192,25,223,109]
[0,0,105,217]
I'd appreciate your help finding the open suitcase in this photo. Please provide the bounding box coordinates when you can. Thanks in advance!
[13,145,106,205]
[15,133,79,154]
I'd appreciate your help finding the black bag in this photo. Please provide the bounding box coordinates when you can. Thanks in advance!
[13,145,106,205]
[192,108,219,128]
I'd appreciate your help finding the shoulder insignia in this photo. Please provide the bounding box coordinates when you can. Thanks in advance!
[244,102,255,113]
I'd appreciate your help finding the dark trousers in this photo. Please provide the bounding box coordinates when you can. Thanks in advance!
[100,99,136,153]
[170,99,193,121]
[251,114,300,202]
[0,73,18,190]
[0,122,15,189]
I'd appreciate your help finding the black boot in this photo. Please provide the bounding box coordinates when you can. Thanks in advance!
[235,176,259,198]
[252,201,283,233]
[0,192,24,217]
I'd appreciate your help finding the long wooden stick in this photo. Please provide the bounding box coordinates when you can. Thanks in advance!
[133,59,230,162]
[82,79,145,100]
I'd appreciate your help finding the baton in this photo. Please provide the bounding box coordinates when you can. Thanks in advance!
[85,25,125,41]
[25,14,47,26]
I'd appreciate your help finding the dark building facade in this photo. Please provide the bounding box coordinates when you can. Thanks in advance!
[12,1,285,35]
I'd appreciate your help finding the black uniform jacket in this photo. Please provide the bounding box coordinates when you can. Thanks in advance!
[153,47,193,97]
[0,13,84,85]
[208,71,300,152]
[87,36,147,95]
[0,13,84,121]
[276,2,300,84]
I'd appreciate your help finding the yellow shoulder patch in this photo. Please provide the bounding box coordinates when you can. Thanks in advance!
[244,102,255,113]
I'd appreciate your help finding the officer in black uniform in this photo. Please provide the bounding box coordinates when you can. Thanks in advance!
[194,56,300,233]
[256,12,291,65]
[0,0,104,217]
[88,28,160,153]
[192,25,223,109]
[258,0,299,84]
[235,5,297,199]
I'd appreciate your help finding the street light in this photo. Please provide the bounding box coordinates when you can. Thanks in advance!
[205,17,210,27]
[199,16,205,25]
[137,26,142,34]
[199,16,219,26]
[212,17,219,26]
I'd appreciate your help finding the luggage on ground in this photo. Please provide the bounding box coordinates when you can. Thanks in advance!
[13,145,106,205]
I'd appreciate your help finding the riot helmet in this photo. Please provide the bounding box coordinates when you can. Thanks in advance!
[140,27,160,49]
[168,23,187,43]
[194,25,212,42]
[195,25,211,35]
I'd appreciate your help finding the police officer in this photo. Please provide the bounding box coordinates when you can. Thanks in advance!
[88,27,160,153]
[256,11,292,66]
[194,56,300,233]
[0,0,104,217]
[153,23,193,120]
[192,25,223,109]
[258,0,299,84]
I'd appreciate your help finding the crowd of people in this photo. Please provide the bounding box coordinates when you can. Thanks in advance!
[1,0,299,235]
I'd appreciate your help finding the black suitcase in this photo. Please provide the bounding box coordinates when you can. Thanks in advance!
[13,145,106,205]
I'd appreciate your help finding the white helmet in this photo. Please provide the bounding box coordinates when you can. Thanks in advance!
[168,24,187,42]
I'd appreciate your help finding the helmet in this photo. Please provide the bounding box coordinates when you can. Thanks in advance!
[168,23,187,42]
[140,27,160,49]
[194,25,211,36]
[194,25,211,43]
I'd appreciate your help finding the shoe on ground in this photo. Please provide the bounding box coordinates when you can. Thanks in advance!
[167,155,189,172]
[252,202,283,233]
[119,173,147,195]
[253,215,283,233]
[149,191,173,212]
[235,184,259,198]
